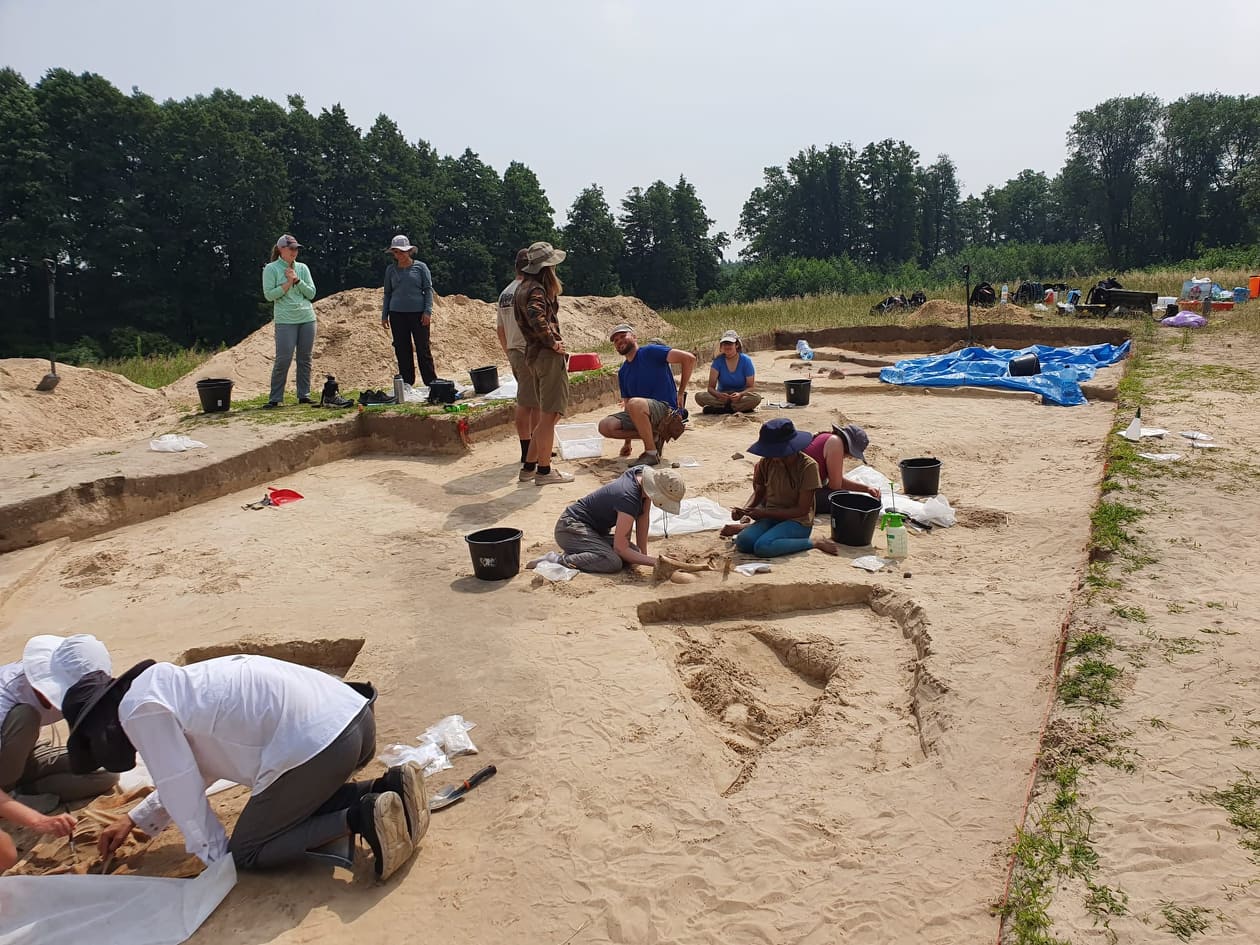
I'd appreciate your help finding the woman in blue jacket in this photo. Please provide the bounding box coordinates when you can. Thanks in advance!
[261,234,317,408]
[695,330,762,413]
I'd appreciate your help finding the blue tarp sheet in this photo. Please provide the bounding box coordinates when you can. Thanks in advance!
[878,342,1131,406]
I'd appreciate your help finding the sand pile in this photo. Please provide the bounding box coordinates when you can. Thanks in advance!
[0,359,172,456]
[165,290,671,402]
[908,299,1040,325]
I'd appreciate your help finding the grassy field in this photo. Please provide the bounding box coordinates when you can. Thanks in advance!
[89,349,213,388]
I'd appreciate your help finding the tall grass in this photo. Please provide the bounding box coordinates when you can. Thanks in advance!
[89,349,213,388]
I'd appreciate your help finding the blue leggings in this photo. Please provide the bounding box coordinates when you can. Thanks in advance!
[734,518,815,557]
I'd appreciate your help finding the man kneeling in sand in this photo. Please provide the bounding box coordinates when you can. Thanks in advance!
[63,654,427,881]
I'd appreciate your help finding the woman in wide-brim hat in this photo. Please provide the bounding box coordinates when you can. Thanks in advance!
[382,234,438,388]
[721,418,839,557]
[801,421,878,513]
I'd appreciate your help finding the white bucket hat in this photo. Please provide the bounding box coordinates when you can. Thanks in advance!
[640,466,686,515]
[387,235,416,253]
[22,634,113,711]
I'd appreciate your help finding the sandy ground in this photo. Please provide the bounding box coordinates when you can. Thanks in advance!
[0,344,1130,943]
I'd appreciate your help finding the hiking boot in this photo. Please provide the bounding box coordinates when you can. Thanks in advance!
[351,792,413,881]
[298,396,314,405]
[263,401,280,409]
[518,467,536,482]
[534,468,574,486]
[633,452,661,466]
[373,762,429,851]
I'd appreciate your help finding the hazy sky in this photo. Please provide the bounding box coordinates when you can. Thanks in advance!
[3,0,1257,256]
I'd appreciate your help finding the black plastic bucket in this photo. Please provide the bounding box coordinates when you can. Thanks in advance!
[195,378,233,413]
[784,378,811,406]
[470,365,499,395]
[899,458,941,496]
[465,527,523,580]
[829,491,882,546]
[1008,353,1041,376]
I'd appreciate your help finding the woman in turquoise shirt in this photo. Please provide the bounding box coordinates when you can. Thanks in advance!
[261,234,317,408]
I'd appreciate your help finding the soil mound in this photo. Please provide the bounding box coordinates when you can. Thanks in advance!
[0,359,171,456]
[908,299,1040,325]
[165,290,671,402]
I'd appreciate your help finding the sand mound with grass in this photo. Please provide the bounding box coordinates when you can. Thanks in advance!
[0,358,172,456]
[908,299,1041,325]
[164,290,670,403]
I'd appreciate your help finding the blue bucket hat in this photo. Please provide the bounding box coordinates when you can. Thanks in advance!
[748,418,812,458]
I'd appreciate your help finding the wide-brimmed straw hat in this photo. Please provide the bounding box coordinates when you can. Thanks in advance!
[831,423,869,463]
[748,418,812,458]
[522,241,566,274]
[22,634,112,711]
[640,466,685,515]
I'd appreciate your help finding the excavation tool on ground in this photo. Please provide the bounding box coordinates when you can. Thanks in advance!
[429,764,497,811]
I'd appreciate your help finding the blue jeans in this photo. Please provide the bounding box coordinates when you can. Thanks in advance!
[734,518,815,557]
[270,320,316,404]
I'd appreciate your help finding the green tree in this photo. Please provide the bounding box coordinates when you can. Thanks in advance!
[917,155,962,264]
[499,161,556,285]
[562,184,622,295]
[433,149,503,298]
[858,139,921,266]
[316,104,376,290]
[1068,94,1162,267]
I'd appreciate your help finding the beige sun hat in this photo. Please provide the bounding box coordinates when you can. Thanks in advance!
[640,466,685,515]
[387,235,416,253]
[522,241,566,274]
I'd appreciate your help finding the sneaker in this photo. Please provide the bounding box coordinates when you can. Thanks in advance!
[263,401,280,410]
[374,762,429,852]
[526,551,563,569]
[534,468,575,486]
[298,396,314,405]
[518,467,536,483]
[633,452,661,466]
[352,792,413,881]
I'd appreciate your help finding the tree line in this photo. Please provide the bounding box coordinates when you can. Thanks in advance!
[1,71,1257,362]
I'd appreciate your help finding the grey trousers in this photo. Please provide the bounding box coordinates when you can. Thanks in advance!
[554,514,639,574]
[269,320,316,404]
[0,705,119,799]
[228,704,376,870]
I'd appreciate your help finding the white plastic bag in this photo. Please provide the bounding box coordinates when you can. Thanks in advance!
[402,383,428,403]
[920,495,957,528]
[378,740,451,777]
[534,560,579,582]
[851,555,889,572]
[734,562,772,576]
[425,715,478,758]
[149,434,206,452]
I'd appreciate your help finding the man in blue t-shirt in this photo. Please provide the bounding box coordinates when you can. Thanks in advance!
[597,324,696,467]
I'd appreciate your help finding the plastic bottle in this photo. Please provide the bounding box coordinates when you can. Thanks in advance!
[795,339,814,361]
[881,511,909,560]
[1000,283,1009,305]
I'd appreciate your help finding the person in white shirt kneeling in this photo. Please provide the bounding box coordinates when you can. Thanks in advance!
[62,654,428,881]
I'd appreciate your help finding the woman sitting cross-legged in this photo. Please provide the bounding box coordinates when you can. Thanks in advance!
[722,418,839,558]
[694,330,762,414]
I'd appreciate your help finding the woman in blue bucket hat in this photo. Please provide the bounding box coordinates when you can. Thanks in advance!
[722,418,840,558]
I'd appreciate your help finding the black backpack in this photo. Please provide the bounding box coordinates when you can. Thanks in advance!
[969,282,996,307]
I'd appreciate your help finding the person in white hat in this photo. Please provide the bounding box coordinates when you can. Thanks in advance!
[0,634,118,841]
[382,235,438,388]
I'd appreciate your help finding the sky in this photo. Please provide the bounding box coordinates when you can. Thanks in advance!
[2,0,1258,257]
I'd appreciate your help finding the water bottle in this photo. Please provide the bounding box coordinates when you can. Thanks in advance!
[881,511,909,560]
[795,339,814,361]
[392,375,406,404]
[1000,283,1009,305]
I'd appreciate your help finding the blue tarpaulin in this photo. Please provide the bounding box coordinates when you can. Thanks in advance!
[878,342,1131,406]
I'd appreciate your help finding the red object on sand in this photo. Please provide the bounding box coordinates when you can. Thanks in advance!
[567,353,602,372]
[266,487,304,506]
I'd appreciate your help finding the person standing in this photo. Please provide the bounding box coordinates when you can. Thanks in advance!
[262,235,317,409]
[382,235,436,388]
[513,241,573,486]
[1,634,118,841]
[597,324,696,466]
[497,249,541,482]
[694,330,761,414]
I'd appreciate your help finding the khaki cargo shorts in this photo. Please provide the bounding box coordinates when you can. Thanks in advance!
[527,347,570,415]
[507,348,539,409]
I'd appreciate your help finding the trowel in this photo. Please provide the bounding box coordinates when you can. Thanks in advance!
[429,764,497,811]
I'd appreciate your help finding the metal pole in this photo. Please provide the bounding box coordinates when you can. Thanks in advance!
[43,258,57,372]
[963,264,972,346]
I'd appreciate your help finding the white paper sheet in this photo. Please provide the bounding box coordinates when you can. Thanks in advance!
[0,855,236,945]
[649,497,730,537]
